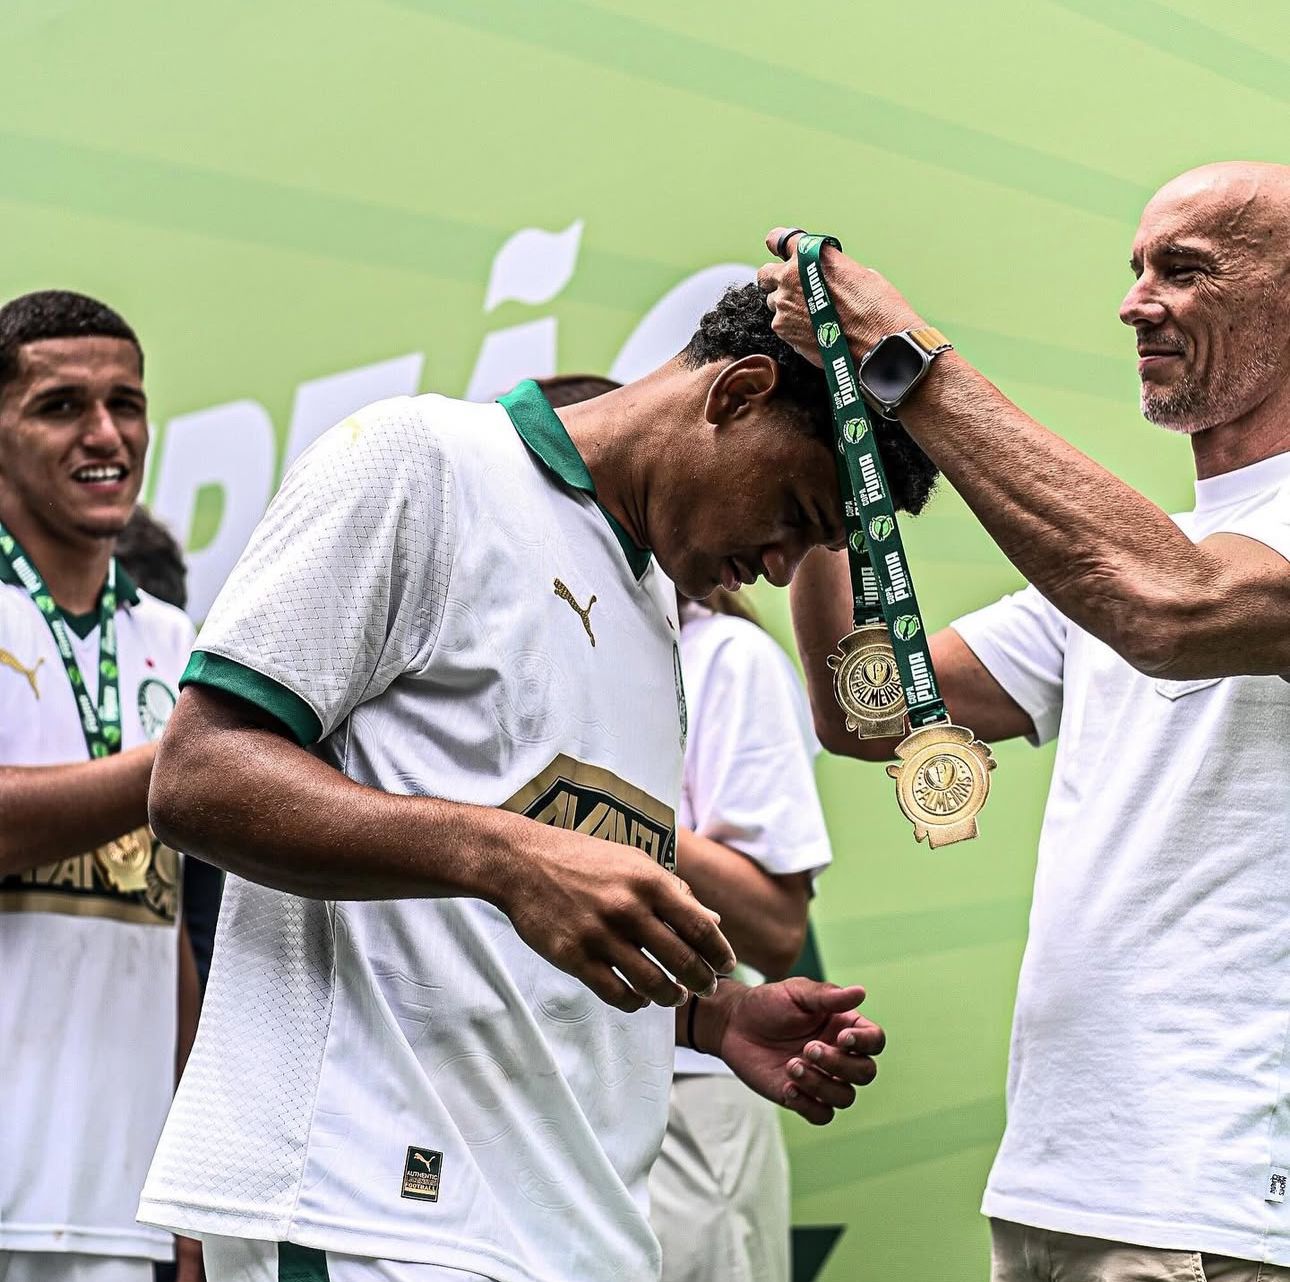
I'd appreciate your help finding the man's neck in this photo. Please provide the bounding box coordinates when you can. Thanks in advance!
[557,380,662,551]
[1191,381,1290,479]
[0,497,113,614]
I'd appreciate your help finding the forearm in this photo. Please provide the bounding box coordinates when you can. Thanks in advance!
[150,692,526,904]
[676,828,807,979]
[0,744,155,875]
[901,354,1214,666]
[789,547,904,759]
[805,252,1233,676]
[176,921,200,1082]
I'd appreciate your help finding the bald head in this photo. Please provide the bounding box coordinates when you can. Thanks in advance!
[1148,162,1290,270]
[1120,161,1290,433]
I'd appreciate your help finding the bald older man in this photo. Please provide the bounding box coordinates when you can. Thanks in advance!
[763,163,1290,1280]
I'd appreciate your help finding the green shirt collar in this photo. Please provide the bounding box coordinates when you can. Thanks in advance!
[499,379,652,581]
[0,548,142,637]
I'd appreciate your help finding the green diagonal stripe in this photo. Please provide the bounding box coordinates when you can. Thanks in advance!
[1051,0,1290,104]
[394,0,1150,220]
[791,1097,1005,1194]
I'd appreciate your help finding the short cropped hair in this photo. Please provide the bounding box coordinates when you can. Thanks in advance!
[681,284,938,515]
[115,505,188,610]
[0,290,143,395]
[537,375,621,408]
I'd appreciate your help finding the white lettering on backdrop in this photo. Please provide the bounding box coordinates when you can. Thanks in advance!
[148,221,755,617]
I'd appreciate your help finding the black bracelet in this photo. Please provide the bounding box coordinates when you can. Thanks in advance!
[685,993,701,1052]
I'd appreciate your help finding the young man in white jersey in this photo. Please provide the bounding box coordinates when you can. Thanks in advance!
[139,284,938,1282]
[537,376,855,1282]
[763,165,1290,1278]
[0,291,201,1282]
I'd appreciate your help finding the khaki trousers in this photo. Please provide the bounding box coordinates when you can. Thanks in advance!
[649,1074,790,1282]
[991,1219,1290,1282]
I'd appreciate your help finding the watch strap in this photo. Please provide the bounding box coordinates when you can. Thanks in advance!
[908,326,953,356]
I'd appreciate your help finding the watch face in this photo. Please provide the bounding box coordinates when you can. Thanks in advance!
[861,333,927,407]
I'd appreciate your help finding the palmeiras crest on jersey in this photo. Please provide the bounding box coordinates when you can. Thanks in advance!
[502,753,677,872]
[137,677,177,742]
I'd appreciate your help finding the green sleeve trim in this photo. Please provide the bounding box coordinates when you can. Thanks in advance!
[181,651,323,746]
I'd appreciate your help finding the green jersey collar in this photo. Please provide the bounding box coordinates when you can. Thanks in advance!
[499,380,652,581]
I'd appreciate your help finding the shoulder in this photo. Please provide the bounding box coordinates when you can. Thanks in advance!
[0,582,42,642]
[127,592,196,648]
[682,609,795,680]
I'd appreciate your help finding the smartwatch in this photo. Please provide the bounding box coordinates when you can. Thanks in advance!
[858,326,953,415]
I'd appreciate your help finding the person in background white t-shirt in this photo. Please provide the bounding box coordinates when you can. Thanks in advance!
[649,588,831,1282]
[769,165,1290,1280]
[0,291,201,1282]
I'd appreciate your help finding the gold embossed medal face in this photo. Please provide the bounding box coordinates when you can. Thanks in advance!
[886,724,996,848]
[827,623,908,738]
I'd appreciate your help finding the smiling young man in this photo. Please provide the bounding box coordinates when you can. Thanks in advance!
[764,164,1290,1278]
[138,284,934,1282]
[0,291,199,1282]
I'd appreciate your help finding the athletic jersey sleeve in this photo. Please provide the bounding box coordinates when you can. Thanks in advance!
[950,585,1069,746]
[682,620,832,878]
[184,398,455,744]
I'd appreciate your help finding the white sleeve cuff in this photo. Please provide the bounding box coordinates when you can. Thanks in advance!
[950,614,1062,746]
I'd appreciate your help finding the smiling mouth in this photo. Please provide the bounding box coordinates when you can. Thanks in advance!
[71,464,129,485]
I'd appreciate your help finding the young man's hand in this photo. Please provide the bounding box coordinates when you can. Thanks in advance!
[702,977,885,1125]
[498,825,737,1014]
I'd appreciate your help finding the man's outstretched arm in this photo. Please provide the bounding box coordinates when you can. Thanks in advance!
[150,684,736,1014]
[760,231,1290,681]
[0,745,156,875]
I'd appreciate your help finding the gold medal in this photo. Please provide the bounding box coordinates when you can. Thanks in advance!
[886,723,996,848]
[93,824,153,893]
[827,624,908,739]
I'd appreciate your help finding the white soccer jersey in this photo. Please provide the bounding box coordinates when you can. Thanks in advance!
[140,384,688,1282]
[672,604,831,1077]
[0,567,194,1261]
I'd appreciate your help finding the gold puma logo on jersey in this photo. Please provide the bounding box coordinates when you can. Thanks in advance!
[0,649,44,698]
[412,1152,436,1172]
[553,578,597,647]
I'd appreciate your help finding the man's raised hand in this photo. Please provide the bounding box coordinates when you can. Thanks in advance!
[757,227,924,364]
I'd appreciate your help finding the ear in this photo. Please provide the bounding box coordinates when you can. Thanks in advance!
[703,354,781,428]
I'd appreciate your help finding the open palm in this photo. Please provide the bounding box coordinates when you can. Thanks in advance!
[718,978,885,1126]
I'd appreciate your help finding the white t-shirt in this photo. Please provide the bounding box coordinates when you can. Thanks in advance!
[139,384,688,1282]
[0,567,193,1261]
[952,450,1290,1263]
[672,605,832,1077]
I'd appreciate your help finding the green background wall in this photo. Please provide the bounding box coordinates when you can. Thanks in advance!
[5,2,1288,1277]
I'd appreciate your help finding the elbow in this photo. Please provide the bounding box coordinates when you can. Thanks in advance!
[147,735,207,855]
[1111,591,1207,679]
[757,918,809,983]
[812,708,890,762]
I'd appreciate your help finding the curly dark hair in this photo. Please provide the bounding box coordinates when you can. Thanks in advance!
[0,290,142,395]
[680,283,938,515]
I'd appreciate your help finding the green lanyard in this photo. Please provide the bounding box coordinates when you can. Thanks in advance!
[795,234,948,729]
[0,521,123,758]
